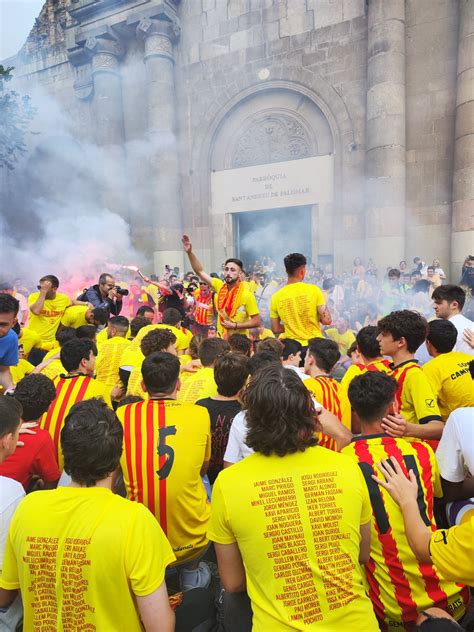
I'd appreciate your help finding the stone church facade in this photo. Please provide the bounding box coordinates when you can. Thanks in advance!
[5,0,473,276]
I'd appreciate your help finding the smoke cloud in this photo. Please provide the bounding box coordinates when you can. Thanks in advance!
[0,82,145,288]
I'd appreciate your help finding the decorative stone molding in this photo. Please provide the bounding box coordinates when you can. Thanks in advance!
[84,35,124,75]
[232,114,312,168]
[137,17,180,62]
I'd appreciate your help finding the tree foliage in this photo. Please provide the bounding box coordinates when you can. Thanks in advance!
[0,65,36,170]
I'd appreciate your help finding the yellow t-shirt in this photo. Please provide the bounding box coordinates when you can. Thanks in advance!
[126,365,147,399]
[9,359,35,385]
[27,292,72,344]
[211,279,259,337]
[325,328,356,356]
[256,328,275,340]
[390,360,442,426]
[0,487,175,631]
[18,328,41,357]
[429,517,474,586]
[95,337,130,387]
[95,327,109,347]
[60,305,89,329]
[422,352,474,421]
[117,399,211,564]
[270,282,325,345]
[120,346,143,370]
[208,447,378,631]
[177,367,218,403]
[343,436,468,628]
[40,358,65,381]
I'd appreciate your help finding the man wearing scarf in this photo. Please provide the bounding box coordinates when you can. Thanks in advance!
[182,234,261,338]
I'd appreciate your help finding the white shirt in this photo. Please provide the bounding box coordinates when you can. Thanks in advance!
[436,408,474,483]
[449,313,474,356]
[224,393,322,465]
[285,364,311,381]
[0,476,24,569]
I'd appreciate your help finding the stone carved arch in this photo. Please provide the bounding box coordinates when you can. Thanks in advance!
[231,112,313,168]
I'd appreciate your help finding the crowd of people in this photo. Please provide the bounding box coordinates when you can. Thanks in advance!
[0,238,473,631]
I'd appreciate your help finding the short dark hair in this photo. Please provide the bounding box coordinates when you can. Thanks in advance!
[198,338,230,367]
[56,327,77,346]
[284,253,307,276]
[0,396,22,437]
[228,333,251,357]
[92,307,109,325]
[189,334,206,360]
[142,352,180,394]
[130,316,149,338]
[388,268,401,279]
[377,310,428,353]
[356,326,382,359]
[248,351,281,376]
[40,275,59,288]
[348,372,398,424]
[60,339,97,372]
[162,308,182,326]
[14,374,56,421]
[0,294,19,317]
[426,320,457,354]
[347,341,358,357]
[140,328,176,357]
[61,398,123,487]
[109,315,129,331]
[214,352,250,397]
[76,325,97,340]
[281,338,302,360]
[254,337,284,356]
[432,285,466,310]
[224,258,243,270]
[99,273,112,285]
[136,306,154,317]
[243,365,317,456]
[307,338,340,373]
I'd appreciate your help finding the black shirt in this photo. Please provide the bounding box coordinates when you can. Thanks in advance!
[196,398,242,484]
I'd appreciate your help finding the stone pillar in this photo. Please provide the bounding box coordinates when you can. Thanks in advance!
[84,33,129,221]
[451,0,474,279]
[365,0,406,271]
[137,17,183,273]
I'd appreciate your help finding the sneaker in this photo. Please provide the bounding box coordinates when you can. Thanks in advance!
[179,561,212,592]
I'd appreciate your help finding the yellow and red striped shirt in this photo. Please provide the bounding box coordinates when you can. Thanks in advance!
[305,376,351,451]
[341,358,392,390]
[117,399,211,565]
[39,374,113,468]
[342,435,468,630]
[193,289,214,326]
[390,360,442,426]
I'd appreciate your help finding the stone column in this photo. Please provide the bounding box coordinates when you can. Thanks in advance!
[84,33,129,221]
[365,0,406,271]
[137,17,183,273]
[451,0,474,279]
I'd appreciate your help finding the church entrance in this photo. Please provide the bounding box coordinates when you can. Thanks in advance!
[234,205,312,271]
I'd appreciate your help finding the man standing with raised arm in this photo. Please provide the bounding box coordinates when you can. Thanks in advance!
[182,234,261,338]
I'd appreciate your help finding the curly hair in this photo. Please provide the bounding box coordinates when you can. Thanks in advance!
[140,328,176,357]
[61,398,123,487]
[348,372,398,424]
[242,365,317,456]
[377,310,428,353]
[14,374,57,421]
[254,337,284,356]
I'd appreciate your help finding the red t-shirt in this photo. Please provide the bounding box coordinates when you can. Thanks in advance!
[0,426,60,490]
